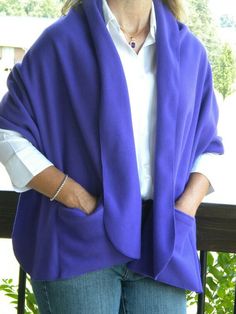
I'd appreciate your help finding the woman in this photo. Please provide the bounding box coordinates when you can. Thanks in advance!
[0,0,223,313]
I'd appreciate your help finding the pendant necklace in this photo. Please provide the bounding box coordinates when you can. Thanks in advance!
[120,25,147,49]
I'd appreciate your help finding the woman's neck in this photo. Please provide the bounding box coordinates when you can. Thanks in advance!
[106,0,152,34]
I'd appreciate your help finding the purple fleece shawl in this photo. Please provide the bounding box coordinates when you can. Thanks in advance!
[0,0,223,292]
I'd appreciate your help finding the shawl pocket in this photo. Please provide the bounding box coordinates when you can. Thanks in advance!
[57,197,104,257]
[56,197,130,278]
[157,209,202,292]
[174,208,195,251]
[171,209,202,292]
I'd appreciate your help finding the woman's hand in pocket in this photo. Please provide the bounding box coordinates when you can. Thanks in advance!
[175,201,196,218]
[175,173,211,218]
[75,187,98,215]
[27,166,98,214]
[61,178,98,214]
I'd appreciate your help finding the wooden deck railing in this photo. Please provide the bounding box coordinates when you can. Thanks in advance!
[0,191,236,314]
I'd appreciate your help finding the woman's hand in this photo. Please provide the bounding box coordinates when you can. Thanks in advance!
[65,182,98,214]
[78,192,98,215]
[175,200,197,218]
[175,172,211,218]
[28,166,98,214]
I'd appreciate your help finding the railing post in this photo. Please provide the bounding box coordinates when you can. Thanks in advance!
[17,267,26,314]
[197,251,208,314]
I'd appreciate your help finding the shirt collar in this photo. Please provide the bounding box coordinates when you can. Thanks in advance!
[102,0,156,43]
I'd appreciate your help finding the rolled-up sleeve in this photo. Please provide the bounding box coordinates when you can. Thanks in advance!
[0,128,53,192]
[191,152,223,194]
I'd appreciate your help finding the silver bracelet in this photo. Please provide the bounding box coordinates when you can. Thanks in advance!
[50,174,69,202]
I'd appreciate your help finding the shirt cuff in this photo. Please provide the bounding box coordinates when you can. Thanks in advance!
[191,153,223,195]
[5,145,53,191]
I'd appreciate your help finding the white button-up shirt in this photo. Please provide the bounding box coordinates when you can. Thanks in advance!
[0,0,220,197]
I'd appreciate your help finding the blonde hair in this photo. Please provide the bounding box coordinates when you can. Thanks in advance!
[62,0,183,19]
[61,0,81,15]
[162,0,183,20]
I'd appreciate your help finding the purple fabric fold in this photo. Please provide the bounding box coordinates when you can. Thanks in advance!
[0,0,223,292]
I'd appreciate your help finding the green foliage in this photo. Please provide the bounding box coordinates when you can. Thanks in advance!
[213,43,236,100]
[0,0,25,16]
[0,276,38,314]
[186,0,221,66]
[0,0,64,18]
[186,0,236,100]
[206,252,236,313]
[187,252,236,313]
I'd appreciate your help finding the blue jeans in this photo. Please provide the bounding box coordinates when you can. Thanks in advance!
[31,263,186,314]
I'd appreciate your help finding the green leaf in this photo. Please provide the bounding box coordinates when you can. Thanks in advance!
[205,301,215,313]
[0,286,13,292]
[207,252,214,266]
[5,293,18,300]
[208,266,224,280]
[207,276,217,291]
